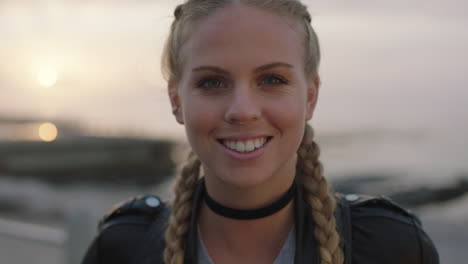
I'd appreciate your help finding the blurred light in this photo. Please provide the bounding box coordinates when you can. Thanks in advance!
[37,66,58,87]
[38,122,58,142]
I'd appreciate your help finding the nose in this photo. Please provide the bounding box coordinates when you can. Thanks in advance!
[224,84,261,125]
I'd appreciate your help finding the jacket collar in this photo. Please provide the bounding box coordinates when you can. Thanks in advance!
[183,178,320,264]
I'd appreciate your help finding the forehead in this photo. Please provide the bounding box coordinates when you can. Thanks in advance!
[181,5,305,71]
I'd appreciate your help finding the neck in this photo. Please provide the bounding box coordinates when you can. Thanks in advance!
[198,160,297,262]
[203,179,296,220]
[198,200,294,263]
[203,169,297,210]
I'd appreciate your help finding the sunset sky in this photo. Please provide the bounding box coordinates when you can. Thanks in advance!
[1,0,467,140]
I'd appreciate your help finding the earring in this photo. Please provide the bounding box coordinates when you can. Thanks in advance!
[172,106,178,113]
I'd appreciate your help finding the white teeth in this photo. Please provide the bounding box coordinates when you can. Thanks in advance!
[222,137,268,153]
[245,141,255,152]
[254,138,261,148]
[236,141,246,152]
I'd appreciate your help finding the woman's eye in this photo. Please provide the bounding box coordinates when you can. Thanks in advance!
[260,74,288,86]
[197,78,225,90]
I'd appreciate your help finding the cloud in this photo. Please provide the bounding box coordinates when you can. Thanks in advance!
[305,0,468,20]
[1,0,466,20]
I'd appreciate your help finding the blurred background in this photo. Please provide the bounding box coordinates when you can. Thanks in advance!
[0,0,467,263]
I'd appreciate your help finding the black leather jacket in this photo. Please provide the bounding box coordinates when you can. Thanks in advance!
[82,181,439,264]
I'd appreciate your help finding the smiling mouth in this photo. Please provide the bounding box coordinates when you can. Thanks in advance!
[217,136,273,153]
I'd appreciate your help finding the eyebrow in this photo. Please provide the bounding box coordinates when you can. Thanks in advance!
[254,62,293,73]
[192,62,293,75]
[192,66,230,75]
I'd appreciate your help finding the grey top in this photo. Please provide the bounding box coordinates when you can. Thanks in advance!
[197,225,296,264]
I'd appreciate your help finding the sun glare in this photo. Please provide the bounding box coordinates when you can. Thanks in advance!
[37,66,58,87]
[38,122,58,142]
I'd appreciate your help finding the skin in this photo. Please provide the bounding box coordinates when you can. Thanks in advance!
[169,3,320,264]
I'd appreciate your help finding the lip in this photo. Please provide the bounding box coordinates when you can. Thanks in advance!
[216,136,273,160]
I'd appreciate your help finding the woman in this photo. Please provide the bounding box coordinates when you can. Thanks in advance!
[82,0,439,263]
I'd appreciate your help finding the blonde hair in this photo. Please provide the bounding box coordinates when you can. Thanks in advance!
[164,151,201,264]
[297,125,344,264]
[162,1,343,264]
[161,0,320,83]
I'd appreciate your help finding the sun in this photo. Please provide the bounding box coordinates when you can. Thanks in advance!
[37,65,58,87]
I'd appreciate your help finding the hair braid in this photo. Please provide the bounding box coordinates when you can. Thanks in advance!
[164,151,201,264]
[297,124,344,264]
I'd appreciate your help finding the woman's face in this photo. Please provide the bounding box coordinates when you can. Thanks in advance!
[170,5,319,193]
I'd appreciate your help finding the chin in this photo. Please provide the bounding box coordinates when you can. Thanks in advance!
[209,165,281,189]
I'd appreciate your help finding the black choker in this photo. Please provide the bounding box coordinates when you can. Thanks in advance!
[203,181,296,220]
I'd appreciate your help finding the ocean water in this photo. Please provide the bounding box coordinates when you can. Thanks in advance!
[317,127,468,184]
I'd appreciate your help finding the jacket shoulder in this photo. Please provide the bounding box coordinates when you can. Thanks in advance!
[81,195,170,264]
[343,193,418,224]
[98,194,168,231]
[338,194,439,264]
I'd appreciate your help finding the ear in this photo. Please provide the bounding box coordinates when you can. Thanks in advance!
[168,80,184,125]
[305,75,320,121]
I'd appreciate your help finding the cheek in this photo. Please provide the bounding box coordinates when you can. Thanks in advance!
[266,94,307,144]
[269,93,307,123]
[182,98,221,137]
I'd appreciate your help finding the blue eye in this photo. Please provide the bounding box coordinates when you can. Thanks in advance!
[197,78,225,90]
[260,74,288,86]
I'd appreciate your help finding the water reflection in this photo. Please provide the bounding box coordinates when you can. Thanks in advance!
[38,122,57,142]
